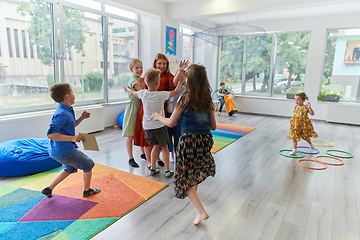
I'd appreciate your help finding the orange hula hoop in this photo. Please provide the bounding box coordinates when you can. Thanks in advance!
[315,155,344,166]
[297,159,327,170]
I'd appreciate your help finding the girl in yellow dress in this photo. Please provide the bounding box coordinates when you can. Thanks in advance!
[288,92,318,155]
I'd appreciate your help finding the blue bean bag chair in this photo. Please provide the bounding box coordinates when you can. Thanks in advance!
[0,138,61,177]
[117,111,125,129]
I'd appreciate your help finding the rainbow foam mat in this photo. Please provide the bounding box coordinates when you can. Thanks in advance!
[211,123,255,153]
[0,163,167,240]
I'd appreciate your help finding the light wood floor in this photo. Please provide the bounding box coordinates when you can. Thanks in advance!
[2,112,360,240]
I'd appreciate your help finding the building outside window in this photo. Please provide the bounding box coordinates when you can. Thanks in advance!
[321,28,360,102]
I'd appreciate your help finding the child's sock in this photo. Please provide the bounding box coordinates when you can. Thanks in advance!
[150,168,160,176]
[170,151,175,163]
[140,154,146,161]
[165,169,174,177]
[289,148,297,156]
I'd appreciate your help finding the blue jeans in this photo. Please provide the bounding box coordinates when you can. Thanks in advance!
[219,98,225,112]
[50,150,95,173]
[167,112,182,153]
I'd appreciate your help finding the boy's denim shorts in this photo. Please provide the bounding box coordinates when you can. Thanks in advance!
[50,150,95,173]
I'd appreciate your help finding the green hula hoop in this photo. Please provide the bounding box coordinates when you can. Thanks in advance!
[326,149,353,159]
[279,150,305,158]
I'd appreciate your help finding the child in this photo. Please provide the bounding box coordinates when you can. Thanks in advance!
[288,92,318,155]
[122,59,145,168]
[152,64,216,225]
[133,54,189,167]
[167,70,187,163]
[42,83,100,198]
[125,68,185,177]
[217,82,234,116]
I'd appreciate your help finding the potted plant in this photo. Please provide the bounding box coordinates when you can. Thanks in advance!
[317,90,342,102]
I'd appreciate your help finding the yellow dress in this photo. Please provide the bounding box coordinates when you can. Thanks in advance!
[287,105,318,141]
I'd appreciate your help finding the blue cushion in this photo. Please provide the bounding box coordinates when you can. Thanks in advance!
[117,111,125,128]
[0,138,61,177]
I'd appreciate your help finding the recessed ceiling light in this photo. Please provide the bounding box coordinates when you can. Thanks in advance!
[288,42,294,44]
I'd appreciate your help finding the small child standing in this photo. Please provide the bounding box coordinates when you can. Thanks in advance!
[152,64,216,225]
[122,59,144,168]
[42,83,100,198]
[167,70,187,162]
[288,92,318,155]
[217,82,234,116]
[124,68,185,177]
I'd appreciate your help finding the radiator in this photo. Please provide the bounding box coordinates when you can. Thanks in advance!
[0,105,105,143]
[326,102,360,125]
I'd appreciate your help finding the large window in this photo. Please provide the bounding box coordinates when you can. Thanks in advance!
[0,0,139,114]
[321,28,360,102]
[219,31,310,97]
[180,26,193,62]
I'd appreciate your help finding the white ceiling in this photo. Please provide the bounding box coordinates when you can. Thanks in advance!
[158,0,360,25]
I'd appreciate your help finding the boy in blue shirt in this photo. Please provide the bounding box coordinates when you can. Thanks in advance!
[217,82,234,116]
[41,83,100,198]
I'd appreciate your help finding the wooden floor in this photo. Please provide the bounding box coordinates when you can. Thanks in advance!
[2,112,360,240]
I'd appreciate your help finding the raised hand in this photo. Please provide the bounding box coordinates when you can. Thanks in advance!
[179,60,190,71]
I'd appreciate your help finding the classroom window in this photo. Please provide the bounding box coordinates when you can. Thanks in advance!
[219,31,310,97]
[320,28,360,102]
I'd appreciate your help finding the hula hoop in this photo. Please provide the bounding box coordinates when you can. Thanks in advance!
[279,150,305,158]
[315,155,344,166]
[297,146,319,155]
[312,140,334,147]
[297,159,327,170]
[326,150,353,159]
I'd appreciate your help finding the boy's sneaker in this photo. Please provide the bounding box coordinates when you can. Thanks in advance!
[150,168,160,176]
[289,150,297,156]
[129,158,139,168]
[140,154,147,161]
[42,187,53,198]
[157,160,164,167]
[165,170,174,178]
[83,188,100,197]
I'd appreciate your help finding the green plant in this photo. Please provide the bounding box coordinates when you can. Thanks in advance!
[108,78,115,88]
[317,89,342,101]
[84,72,103,92]
[46,74,54,88]
[117,73,132,88]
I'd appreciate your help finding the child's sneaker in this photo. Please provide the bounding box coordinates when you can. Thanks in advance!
[129,158,139,168]
[165,170,174,178]
[157,160,164,167]
[140,154,147,161]
[150,168,160,176]
[42,187,53,198]
[289,150,297,156]
[83,188,100,197]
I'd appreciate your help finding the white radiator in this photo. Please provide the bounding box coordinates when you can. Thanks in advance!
[0,105,105,143]
[326,102,360,125]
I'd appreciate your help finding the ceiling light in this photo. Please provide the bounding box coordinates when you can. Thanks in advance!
[288,42,294,44]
